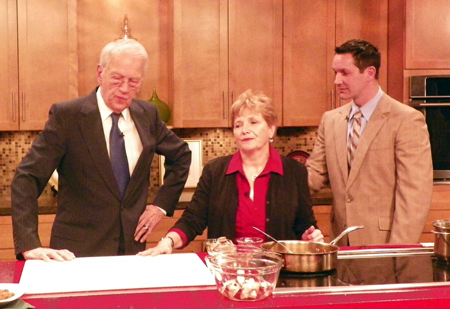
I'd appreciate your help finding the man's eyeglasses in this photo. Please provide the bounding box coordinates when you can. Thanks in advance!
[108,75,142,90]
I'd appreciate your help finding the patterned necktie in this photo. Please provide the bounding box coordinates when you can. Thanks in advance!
[110,113,130,197]
[347,109,362,168]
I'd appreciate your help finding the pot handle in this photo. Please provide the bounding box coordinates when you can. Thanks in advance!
[329,225,364,245]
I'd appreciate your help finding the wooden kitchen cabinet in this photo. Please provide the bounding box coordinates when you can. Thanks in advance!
[283,0,389,126]
[405,0,450,69]
[313,205,332,243]
[169,0,282,128]
[283,0,335,126]
[420,185,450,243]
[0,0,78,131]
[145,210,208,253]
[0,214,54,261]
[335,0,388,93]
[1,184,448,261]
[0,210,207,261]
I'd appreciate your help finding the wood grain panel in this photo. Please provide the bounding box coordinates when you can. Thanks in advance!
[406,0,450,69]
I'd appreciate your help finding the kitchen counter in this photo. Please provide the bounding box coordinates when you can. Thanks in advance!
[2,247,450,309]
[0,187,333,216]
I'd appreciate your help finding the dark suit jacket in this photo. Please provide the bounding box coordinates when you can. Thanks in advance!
[173,153,317,244]
[11,89,191,258]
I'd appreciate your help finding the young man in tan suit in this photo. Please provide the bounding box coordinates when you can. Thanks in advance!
[306,39,433,246]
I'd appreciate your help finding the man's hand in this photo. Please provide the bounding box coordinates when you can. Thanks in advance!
[134,204,165,243]
[23,247,76,262]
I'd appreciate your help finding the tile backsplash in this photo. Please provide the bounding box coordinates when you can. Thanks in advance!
[0,127,318,197]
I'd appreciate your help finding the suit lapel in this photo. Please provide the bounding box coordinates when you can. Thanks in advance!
[347,95,390,188]
[79,94,122,200]
[335,105,352,181]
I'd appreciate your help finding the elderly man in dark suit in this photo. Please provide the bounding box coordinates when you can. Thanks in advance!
[11,39,191,261]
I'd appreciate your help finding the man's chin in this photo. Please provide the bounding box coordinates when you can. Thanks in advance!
[339,93,351,101]
[111,101,131,112]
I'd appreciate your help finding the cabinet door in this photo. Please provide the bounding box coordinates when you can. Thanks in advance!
[335,0,388,91]
[406,0,450,69]
[170,0,229,128]
[0,0,19,130]
[17,0,78,131]
[170,0,282,128]
[283,0,335,126]
[228,0,282,125]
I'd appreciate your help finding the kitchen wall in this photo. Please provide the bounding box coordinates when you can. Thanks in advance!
[0,127,318,197]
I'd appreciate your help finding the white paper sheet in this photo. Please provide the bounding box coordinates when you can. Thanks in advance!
[20,253,215,294]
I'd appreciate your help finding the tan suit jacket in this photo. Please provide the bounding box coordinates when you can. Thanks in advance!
[307,93,433,245]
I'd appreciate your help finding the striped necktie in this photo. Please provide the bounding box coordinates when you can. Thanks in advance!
[347,110,362,169]
[110,113,130,197]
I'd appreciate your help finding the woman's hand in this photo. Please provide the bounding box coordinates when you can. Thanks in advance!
[301,226,324,242]
[137,237,173,257]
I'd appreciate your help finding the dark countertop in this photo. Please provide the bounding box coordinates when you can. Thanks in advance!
[0,188,332,216]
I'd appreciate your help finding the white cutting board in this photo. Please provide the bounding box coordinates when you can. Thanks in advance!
[20,253,215,294]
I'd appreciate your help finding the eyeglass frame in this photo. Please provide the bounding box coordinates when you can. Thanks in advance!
[106,73,143,90]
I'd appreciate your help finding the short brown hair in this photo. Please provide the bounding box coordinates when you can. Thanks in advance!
[335,39,380,79]
[231,89,277,127]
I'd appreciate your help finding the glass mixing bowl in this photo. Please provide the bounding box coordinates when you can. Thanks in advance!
[211,253,283,301]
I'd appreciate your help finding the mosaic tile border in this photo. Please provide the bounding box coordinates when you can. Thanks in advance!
[0,127,318,197]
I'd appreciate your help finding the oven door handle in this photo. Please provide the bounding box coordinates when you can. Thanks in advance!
[411,102,450,107]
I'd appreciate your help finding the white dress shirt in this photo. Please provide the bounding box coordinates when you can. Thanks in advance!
[96,88,143,176]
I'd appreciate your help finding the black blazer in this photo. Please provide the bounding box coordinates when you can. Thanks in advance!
[173,154,317,245]
[11,89,191,258]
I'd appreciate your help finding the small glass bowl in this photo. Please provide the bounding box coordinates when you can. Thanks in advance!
[236,237,264,247]
[211,253,283,301]
[211,244,263,256]
[204,237,233,255]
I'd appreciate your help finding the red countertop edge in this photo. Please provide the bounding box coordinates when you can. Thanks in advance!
[7,247,450,309]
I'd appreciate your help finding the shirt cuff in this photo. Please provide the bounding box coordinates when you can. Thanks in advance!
[169,228,189,249]
[157,206,167,216]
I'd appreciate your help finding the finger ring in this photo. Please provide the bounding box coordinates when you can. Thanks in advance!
[144,226,149,230]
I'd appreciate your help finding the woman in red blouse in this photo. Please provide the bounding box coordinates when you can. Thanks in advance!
[139,89,323,256]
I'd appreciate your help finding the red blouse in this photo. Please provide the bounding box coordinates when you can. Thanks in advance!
[172,146,283,247]
[226,146,283,240]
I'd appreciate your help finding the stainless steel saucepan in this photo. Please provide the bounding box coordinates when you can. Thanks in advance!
[260,226,364,273]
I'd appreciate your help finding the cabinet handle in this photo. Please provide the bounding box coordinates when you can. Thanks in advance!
[12,93,17,122]
[331,90,335,110]
[21,92,25,122]
[222,91,226,119]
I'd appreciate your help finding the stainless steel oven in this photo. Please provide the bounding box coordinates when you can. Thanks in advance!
[410,76,450,182]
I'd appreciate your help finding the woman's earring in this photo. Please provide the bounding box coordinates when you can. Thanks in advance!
[269,137,274,143]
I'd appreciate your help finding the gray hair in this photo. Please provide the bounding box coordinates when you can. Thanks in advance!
[99,39,148,73]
